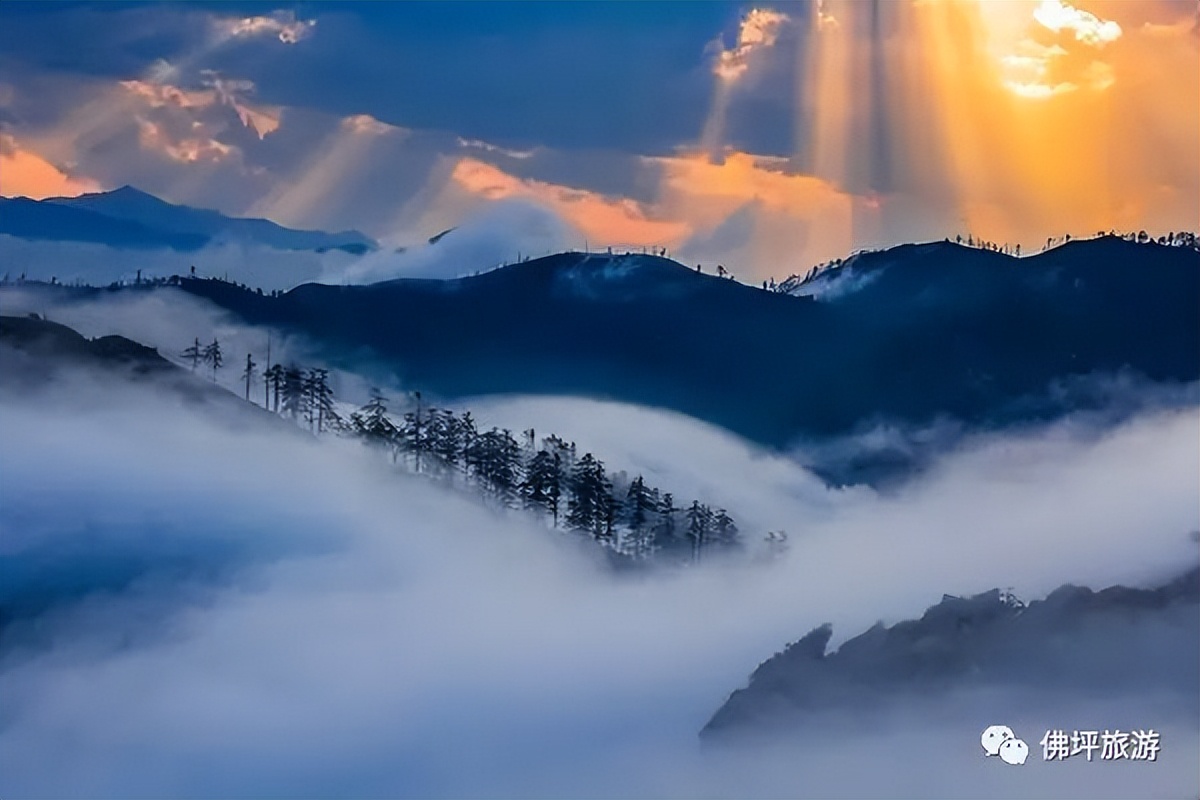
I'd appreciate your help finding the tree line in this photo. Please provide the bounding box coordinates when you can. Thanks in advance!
[183,337,743,562]
[343,388,741,561]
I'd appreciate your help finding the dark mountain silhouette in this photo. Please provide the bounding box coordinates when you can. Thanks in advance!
[0,313,177,373]
[0,196,209,250]
[164,237,1197,450]
[1,186,376,253]
[0,314,290,424]
[700,565,1200,740]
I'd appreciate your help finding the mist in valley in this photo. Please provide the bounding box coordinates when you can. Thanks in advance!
[1,293,1196,797]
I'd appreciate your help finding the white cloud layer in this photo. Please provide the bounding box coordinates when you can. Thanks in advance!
[0,293,1196,796]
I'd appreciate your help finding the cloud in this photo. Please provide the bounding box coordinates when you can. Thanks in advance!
[120,73,282,142]
[341,114,401,138]
[325,198,575,283]
[0,133,102,198]
[201,73,282,139]
[136,119,234,165]
[448,157,689,249]
[212,10,316,45]
[713,8,791,83]
[1033,0,1123,45]
[0,322,1196,797]
[456,137,536,160]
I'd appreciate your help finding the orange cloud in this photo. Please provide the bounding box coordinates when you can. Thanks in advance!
[450,157,689,247]
[0,134,101,198]
[136,119,234,164]
[651,151,858,273]
[120,76,281,140]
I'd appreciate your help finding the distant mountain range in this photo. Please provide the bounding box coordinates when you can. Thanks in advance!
[701,565,1200,740]
[0,186,377,254]
[159,236,1198,454]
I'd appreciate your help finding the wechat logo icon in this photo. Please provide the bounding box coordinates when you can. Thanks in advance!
[982,724,1029,765]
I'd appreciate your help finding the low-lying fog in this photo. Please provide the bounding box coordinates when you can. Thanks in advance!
[0,288,1196,798]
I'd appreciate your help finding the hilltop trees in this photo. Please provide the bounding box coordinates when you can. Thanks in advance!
[303,368,338,433]
[177,337,743,563]
[469,428,524,505]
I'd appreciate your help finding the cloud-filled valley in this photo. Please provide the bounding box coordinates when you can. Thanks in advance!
[0,291,1196,796]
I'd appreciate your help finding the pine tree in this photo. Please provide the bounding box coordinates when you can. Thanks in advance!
[350,387,397,452]
[624,476,655,531]
[181,337,203,372]
[458,411,480,477]
[304,368,337,433]
[522,449,564,524]
[264,364,285,413]
[567,453,614,541]
[400,404,429,473]
[202,338,223,381]
[264,334,272,407]
[241,353,257,402]
[425,408,465,474]
[713,508,738,545]
[686,500,713,562]
[471,428,523,505]
[622,475,658,557]
[280,364,306,420]
[655,492,678,543]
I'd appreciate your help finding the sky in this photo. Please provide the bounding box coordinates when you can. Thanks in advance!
[0,0,1197,281]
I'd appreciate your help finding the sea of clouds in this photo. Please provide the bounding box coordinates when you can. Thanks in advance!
[0,285,1196,798]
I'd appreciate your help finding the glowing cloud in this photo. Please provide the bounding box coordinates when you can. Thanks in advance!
[214,10,316,44]
[714,8,790,83]
[816,0,839,32]
[450,157,690,248]
[118,75,281,141]
[201,72,282,139]
[456,137,537,160]
[652,151,856,273]
[135,119,234,164]
[703,8,790,159]
[0,134,101,198]
[1033,0,1122,45]
[342,114,401,137]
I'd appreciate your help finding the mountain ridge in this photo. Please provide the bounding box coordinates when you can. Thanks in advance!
[11,236,1197,466]
[700,564,1200,740]
[169,237,1200,449]
[1,186,377,254]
